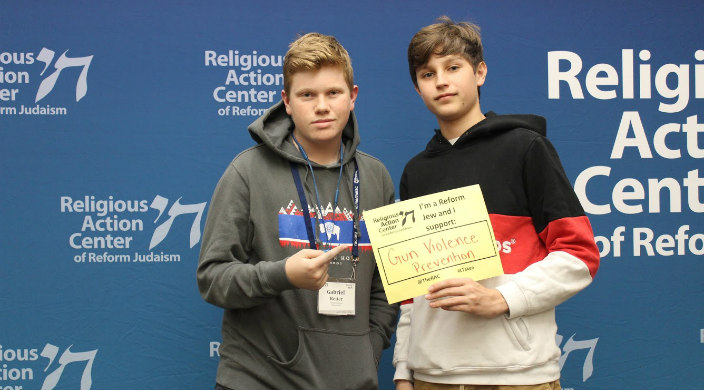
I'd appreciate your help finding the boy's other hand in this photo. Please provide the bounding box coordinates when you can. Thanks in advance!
[285,245,349,290]
[425,278,509,318]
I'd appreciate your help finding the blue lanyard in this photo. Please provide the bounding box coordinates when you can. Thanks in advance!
[291,134,344,229]
[351,160,360,260]
[289,138,360,259]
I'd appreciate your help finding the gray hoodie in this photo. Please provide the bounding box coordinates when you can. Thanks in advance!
[197,101,399,389]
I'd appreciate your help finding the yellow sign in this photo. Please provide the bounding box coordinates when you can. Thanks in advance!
[364,185,504,303]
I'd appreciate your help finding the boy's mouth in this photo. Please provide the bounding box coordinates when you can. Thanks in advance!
[435,93,455,101]
[312,118,336,128]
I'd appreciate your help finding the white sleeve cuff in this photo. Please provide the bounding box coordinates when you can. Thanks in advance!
[496,279,529,319]
[393,361,413,382]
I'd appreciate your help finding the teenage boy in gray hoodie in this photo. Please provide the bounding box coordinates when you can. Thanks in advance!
[198,32,398,390]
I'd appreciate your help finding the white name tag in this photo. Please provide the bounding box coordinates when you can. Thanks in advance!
[318,281,355,316]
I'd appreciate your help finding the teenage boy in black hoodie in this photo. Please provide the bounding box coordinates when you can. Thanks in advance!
[393,16,600,390]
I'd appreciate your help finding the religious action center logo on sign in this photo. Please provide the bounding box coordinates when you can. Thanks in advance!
[0,47,94,116]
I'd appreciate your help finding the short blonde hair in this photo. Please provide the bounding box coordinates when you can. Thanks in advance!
[283,33,354,95]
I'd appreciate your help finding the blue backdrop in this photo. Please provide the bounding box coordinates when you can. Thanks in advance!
[2,1,702,389]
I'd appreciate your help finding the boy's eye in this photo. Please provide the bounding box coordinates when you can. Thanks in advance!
[422,72,434,78]
[449,65,459,71]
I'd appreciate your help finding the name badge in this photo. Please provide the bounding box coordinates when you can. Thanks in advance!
[318,281,355,316]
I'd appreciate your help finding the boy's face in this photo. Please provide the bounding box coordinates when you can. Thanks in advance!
[414,53,486,127]
[282,65,358,153]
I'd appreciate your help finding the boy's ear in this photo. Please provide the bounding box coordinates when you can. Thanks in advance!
[476,61,487,86]
[349,85,359,109]
[281,90,292,115]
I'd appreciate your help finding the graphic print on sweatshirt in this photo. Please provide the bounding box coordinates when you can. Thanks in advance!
[278,200,371,279]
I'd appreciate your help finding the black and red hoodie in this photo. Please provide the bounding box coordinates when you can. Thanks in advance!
[393,112,600,385]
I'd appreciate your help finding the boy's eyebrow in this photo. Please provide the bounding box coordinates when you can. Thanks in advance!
[438,54,465,63]
[294,84,347,93]
[294,87,312,93]
[417,54,465,70]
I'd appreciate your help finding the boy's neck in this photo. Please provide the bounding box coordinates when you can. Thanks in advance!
[305,146,341,165]
[438,109,485,141]
[293,136,342,165]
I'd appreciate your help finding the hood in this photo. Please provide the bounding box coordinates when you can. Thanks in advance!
[247,100,361,166]
[426,111,547,153]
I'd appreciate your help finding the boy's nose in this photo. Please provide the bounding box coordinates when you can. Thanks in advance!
[435,71,448,87]
[315,96,330,112]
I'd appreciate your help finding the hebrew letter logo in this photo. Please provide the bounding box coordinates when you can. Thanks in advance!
[40,343,98,390]
[557,333,598,382]
[35,48,94,103]
[150,195,207,250]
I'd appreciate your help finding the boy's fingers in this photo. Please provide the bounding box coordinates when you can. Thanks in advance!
[317,244,349,262]
[428,278,474,293]
[298,249,323,259]
[427,278,459,293]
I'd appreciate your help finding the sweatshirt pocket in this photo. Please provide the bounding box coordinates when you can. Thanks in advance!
[504,316,532,351]
[267,327,377,389]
